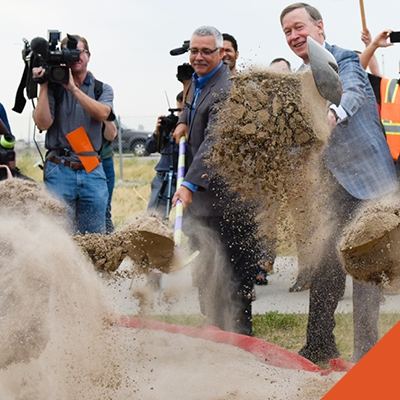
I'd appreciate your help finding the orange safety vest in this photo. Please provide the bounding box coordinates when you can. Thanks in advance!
[380,77,400,161]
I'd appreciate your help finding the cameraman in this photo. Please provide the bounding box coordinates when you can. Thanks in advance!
[32,34,115,235]
[145,91,183,219]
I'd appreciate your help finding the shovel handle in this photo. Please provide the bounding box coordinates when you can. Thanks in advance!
[359,0,367,31]
[174,136,187,246]
[176,136,186,187]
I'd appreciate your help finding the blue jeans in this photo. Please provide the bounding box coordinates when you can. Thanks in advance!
[102,157,116,234]
[44,160,108,234]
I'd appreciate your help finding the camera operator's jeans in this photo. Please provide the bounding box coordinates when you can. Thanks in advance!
[44,160,108,235]
[102,156,116,234]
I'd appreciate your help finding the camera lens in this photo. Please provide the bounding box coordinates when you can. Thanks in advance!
[0,134,15,149]
[49,66,69,83]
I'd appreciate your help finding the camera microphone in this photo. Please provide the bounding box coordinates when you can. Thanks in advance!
[30,37,49,58]
[170,47,188,56]
[170,40,190,56]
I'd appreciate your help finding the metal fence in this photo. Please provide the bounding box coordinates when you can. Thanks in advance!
[11,114,159,182]
[10,114,158,148]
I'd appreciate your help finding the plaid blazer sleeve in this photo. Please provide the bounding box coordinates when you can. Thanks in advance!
[323,43,398,200]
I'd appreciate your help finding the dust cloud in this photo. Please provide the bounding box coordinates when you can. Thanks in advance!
[208,68,335,273]
[0,174,344,398]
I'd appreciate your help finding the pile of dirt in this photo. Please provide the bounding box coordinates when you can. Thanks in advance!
[0,177,344,399]
[0,178,65,218]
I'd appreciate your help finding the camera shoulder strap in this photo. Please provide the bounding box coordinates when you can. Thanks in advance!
[93,79,103,100]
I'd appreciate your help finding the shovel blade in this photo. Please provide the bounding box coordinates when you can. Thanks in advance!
[307,36,342,106]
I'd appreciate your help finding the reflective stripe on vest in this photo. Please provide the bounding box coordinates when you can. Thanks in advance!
[380,78,400,161]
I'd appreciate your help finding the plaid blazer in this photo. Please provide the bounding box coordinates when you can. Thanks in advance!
[323,43,398,199]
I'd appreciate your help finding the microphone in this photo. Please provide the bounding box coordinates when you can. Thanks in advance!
[170,40,190,56]
[30,37,49,58]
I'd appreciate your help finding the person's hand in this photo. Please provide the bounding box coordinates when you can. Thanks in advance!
[172,123,187,144]
[154,115,165,136]
[327,109,337,131]
[361,29,372,47]
[32,66,46,81]
[172,185,193,210]
[62,68,78,92]
[371,30,394,49]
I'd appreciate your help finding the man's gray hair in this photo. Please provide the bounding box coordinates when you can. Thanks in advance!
[191,26,223,48]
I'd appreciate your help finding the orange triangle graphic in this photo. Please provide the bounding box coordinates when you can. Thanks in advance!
[323,321,400,399]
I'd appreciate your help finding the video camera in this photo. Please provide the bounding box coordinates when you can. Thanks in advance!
[157,108,180,153]
[170,40,194,83]
[21,31,80,100]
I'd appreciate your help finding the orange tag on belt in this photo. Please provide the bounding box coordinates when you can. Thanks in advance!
[66,126,100,173]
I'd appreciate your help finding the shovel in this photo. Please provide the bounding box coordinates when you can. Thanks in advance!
[126,136,197,276]
[307,36,342,106]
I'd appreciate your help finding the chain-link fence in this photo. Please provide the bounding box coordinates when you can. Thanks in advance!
[10,114,158,148]
[11,114,159,182]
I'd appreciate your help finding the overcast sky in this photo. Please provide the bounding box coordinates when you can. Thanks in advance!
[2,0,399,140]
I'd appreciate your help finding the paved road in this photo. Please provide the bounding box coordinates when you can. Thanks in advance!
[107,256,400,316]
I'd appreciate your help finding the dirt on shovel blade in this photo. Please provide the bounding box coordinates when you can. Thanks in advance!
[74,213,176,275]
[339,194,400,287]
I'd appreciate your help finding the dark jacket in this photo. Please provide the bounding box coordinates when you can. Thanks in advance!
[178,63,233,217]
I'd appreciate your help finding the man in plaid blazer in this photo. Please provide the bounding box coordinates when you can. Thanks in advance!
[281,3,398,365]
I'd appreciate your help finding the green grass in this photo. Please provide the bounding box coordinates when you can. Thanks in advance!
[15,151,45,182]
[149,312,400,362]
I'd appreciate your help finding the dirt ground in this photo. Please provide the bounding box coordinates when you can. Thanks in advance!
[0,174,345,399]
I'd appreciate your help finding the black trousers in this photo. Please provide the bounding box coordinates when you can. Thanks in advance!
[185,210,261,336]
[299,179,380,363]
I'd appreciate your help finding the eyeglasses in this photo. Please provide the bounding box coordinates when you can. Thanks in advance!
[78,49,89,54]
[189,47,220,56]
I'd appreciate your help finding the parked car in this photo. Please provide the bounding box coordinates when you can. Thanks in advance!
[112,121,152,156]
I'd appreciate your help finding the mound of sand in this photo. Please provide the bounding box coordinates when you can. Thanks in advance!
[0,178,65,218]
[0,178,344,399]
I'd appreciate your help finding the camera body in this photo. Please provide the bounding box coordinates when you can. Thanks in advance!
[157,108,180,152]
[390,31,400,43]
[28,31,81,86]
[177,63,194,83]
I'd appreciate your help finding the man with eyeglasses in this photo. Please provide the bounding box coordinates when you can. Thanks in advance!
[172,26,263,336]
[33,34,115,235]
